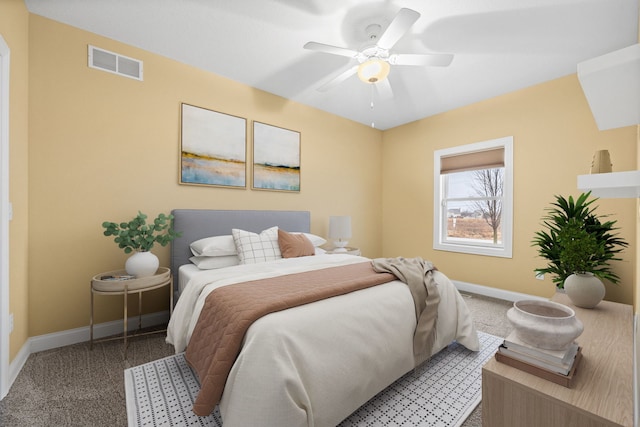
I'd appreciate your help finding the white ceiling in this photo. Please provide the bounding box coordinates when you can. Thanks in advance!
[25,0,639,130]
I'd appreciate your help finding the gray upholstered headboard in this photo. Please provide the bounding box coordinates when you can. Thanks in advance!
[170,209,311,289]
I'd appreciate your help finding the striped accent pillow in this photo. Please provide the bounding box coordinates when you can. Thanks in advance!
[232,227,282,264]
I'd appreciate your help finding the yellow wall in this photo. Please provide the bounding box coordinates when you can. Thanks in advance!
[27,15,383,337]
[382,74,637,305]
[4,2,639,360]
[0,0,30,362]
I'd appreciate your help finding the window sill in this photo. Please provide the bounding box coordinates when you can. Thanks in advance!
[434,242,512,258]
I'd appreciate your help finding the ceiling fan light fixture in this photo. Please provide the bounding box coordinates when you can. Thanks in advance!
[357,59,390,84]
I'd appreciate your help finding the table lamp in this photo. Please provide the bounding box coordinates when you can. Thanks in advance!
[328,216,352,253]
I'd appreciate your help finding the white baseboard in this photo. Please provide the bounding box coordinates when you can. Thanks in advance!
[452,280,547,302]
[7,339,30,397]
[5,310,169,400]
[29,310,170,353]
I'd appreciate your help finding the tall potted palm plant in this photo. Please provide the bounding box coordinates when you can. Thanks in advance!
[532,192,628,307]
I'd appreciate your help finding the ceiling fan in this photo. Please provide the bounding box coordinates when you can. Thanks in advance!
[303,8,454,94]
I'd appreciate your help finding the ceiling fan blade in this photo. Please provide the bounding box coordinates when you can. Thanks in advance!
[389,53,454,67]
[375,78,394,100]
[303,41,359,58]
[376,8,420,50]
[316,65,358,92]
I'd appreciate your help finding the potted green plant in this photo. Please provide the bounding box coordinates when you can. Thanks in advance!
[532,192,628,307]
[102,211,181,277]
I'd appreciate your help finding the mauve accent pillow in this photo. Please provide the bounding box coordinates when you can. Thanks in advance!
[278,229,316,258]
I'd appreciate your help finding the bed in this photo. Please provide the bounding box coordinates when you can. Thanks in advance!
[166,209,479,427]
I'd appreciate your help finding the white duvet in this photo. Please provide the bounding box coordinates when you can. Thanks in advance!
[167,254,479,427]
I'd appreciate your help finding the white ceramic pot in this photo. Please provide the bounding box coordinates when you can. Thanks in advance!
[125,251,159,278]
[564,272,605,309]
[506,300,584,351]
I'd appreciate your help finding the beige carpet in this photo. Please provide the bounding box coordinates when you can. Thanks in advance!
[0,293,512,427]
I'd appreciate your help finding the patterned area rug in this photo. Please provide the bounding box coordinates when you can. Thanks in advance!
[124,331,502,427]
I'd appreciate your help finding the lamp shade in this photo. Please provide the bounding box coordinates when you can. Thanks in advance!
[357,59,390,84]
[328,216,352,239]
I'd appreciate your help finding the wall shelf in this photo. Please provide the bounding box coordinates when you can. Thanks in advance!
[577,170,640,198]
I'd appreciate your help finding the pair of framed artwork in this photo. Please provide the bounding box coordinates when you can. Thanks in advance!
[180,103,300,192]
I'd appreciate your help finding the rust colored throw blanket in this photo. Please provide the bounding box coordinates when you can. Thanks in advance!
[185,261,396,416]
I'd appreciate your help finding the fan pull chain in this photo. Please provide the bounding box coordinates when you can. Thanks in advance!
[370,84,375,128]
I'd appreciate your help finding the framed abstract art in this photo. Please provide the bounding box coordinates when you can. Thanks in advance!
[180,103,247,188]
[252,121,300,192]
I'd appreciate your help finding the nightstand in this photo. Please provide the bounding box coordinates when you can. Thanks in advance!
[89,267,173,358]
[325,247,361,256]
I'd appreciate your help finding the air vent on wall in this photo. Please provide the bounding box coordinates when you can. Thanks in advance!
[88,45,143,81]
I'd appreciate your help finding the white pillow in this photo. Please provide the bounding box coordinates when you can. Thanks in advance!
[189,255,240,270]
[190,235,237,257]
[297,233,327,247]
[232,226,281,264]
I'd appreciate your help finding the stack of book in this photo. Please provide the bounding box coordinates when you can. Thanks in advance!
[495,331,582,387]
[100,274,135,281]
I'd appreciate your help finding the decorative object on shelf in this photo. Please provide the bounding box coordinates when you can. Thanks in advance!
[328,216,352,253]
[590,150,612,174]
[531,192,628,305]
[252,121,300,192]
[102,212,181,277]
[180,103,247,189]
[506,300,583,351]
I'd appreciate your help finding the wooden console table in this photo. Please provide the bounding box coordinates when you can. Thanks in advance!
[482,293,633,427]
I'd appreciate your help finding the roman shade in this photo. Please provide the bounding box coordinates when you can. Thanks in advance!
[440,148,504,174]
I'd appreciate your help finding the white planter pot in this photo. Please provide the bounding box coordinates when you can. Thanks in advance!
[125,251,159,278]
[564,272,605,309]
[506,300,584,351]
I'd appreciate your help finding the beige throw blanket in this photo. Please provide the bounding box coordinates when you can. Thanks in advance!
[372,257,440,365]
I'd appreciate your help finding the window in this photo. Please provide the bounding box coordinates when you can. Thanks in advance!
[433,137,513,258]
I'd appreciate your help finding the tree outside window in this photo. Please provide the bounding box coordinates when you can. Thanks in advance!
[471,169,504,244]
